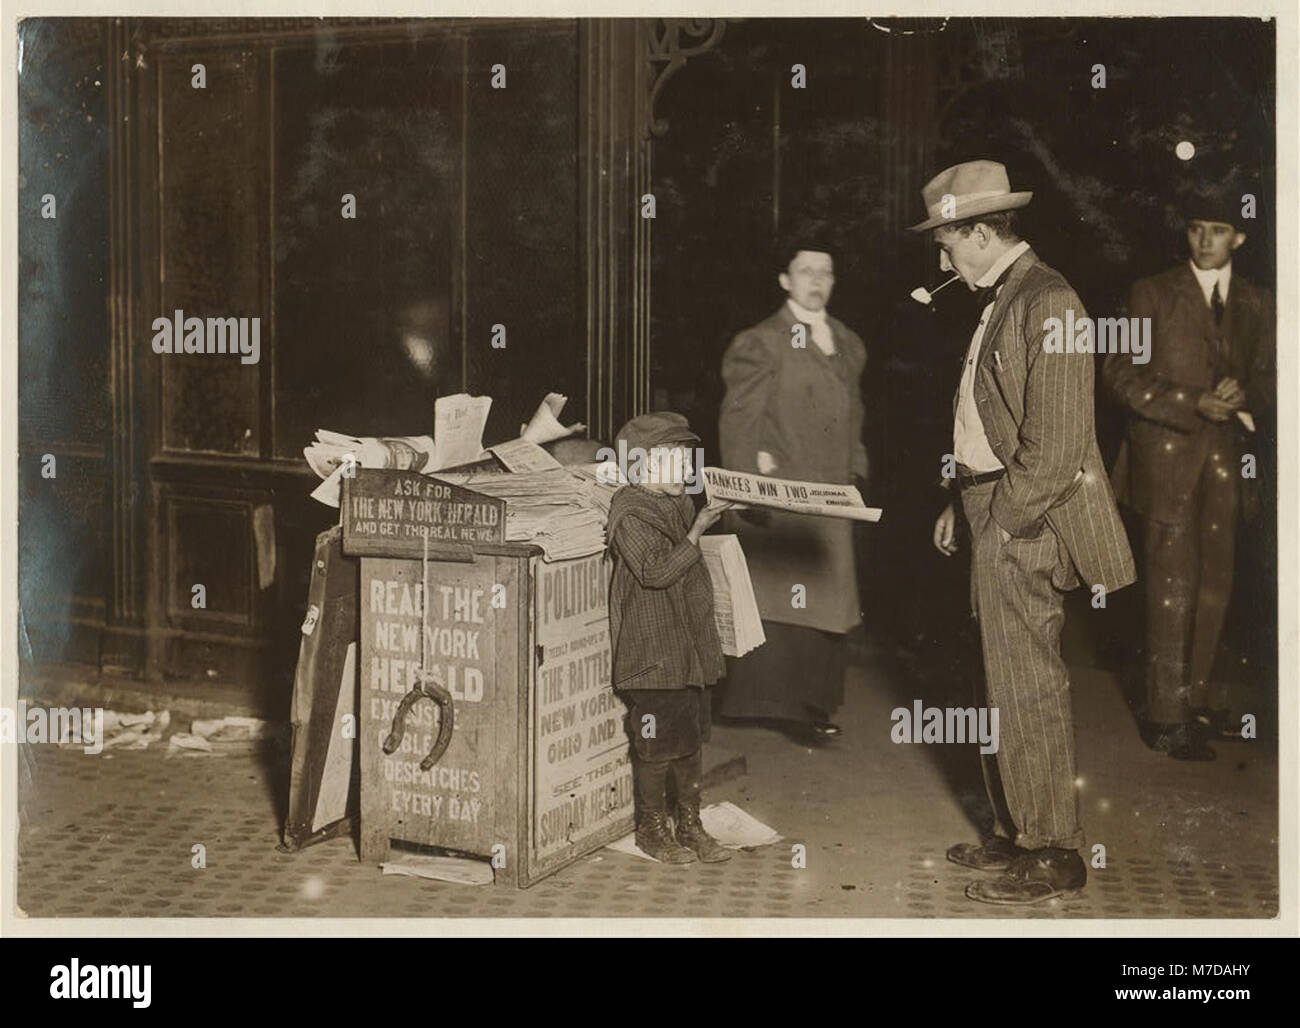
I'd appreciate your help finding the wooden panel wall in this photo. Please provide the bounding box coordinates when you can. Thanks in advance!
[17,19,112,671]
[18,17,648,712]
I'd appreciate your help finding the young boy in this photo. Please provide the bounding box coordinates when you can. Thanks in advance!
[606,412,733,864]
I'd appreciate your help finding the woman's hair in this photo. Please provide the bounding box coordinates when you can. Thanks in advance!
[774,239,835,273]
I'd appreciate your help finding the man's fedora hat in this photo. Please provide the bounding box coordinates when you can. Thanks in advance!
[908,160,1033,232]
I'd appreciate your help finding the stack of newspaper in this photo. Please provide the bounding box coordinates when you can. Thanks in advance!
[432,467,618,562]
[698,534,766,657]
[303,391,585,507]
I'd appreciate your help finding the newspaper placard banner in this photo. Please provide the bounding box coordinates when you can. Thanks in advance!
[359,555,497,855]
[532,553,632,859]
[701,467,883,522]
[342,469,506,558]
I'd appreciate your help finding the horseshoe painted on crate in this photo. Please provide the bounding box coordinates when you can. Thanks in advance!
[381,667,455,770]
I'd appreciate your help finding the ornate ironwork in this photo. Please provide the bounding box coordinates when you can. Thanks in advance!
[645,18,729,138]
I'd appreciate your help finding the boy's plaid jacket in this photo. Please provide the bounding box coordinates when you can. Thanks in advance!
[606,487,725,691]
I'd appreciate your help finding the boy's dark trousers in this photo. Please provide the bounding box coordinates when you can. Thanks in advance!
[621,687,710,814]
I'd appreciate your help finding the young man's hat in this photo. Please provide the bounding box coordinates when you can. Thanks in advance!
[1183,193,1244,231]
[1174,148,1253,231]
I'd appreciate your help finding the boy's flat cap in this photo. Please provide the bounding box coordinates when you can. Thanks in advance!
[614,411,701,452]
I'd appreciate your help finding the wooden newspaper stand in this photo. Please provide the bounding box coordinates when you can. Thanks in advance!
[341,468,633,887]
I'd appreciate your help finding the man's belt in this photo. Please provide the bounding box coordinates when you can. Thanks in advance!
[956,465,1005,489]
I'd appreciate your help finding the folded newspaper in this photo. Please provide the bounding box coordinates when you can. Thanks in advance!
[702,467,883,522]
[699,535,765,657]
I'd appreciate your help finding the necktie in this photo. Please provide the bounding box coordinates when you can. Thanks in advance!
[1211,281,1225,326]
[974,263,1015,314]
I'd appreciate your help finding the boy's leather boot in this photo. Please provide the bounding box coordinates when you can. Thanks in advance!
[669,750,731,862]
[635,757,695,864]
[674,801,732,862]
[636,810,696,864]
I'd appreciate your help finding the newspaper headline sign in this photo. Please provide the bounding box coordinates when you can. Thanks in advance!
[342,468,506,558]
[532,552,633,859]
[701,466,883,522]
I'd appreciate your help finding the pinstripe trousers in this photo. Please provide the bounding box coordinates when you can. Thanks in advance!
[961,480,1085,852]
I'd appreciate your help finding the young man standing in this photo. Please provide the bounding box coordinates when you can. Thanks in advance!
[1105,190,1275,760]
[920,160,1135,904]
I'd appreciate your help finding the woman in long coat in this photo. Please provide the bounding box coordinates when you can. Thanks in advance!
[717,244,867,739]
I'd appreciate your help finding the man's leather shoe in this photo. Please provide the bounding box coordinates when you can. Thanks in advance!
[1145,722,1216,761]
[946,836,1026,872]
[1192,707,1244,740]
[786,720,841,744]
[966,848,1086,905]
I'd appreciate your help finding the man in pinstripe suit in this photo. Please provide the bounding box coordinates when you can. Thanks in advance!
[915,161,1136,904]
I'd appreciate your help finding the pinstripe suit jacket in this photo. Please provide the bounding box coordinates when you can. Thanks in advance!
[961,247,1136,593]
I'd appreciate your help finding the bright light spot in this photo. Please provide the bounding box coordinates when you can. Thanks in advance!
[301,876,326,900]
[1074,777,1086,789]
[1098,798,1111,813]
[1176,140,1196,161]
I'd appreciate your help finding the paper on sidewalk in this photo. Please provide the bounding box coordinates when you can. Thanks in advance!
[1237,410,1256,432]
[380,854,494,885]
[58,709,171,751]
[520,392,585,445]
[433,393,492,470]
[192,716,277,745]
[702,467,883,522]
[607,801,782,861]
[488,437,562,473]
[167,732,218,756]
[167,716,278,757]
[699,534,765,658]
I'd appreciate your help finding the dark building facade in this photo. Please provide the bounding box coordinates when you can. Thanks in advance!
[18,16,1276,718]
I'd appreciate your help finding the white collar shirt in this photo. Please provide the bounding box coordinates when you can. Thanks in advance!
[952,241,1030,473]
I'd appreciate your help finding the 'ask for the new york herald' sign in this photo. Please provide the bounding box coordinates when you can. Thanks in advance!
[342,469,506,559]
